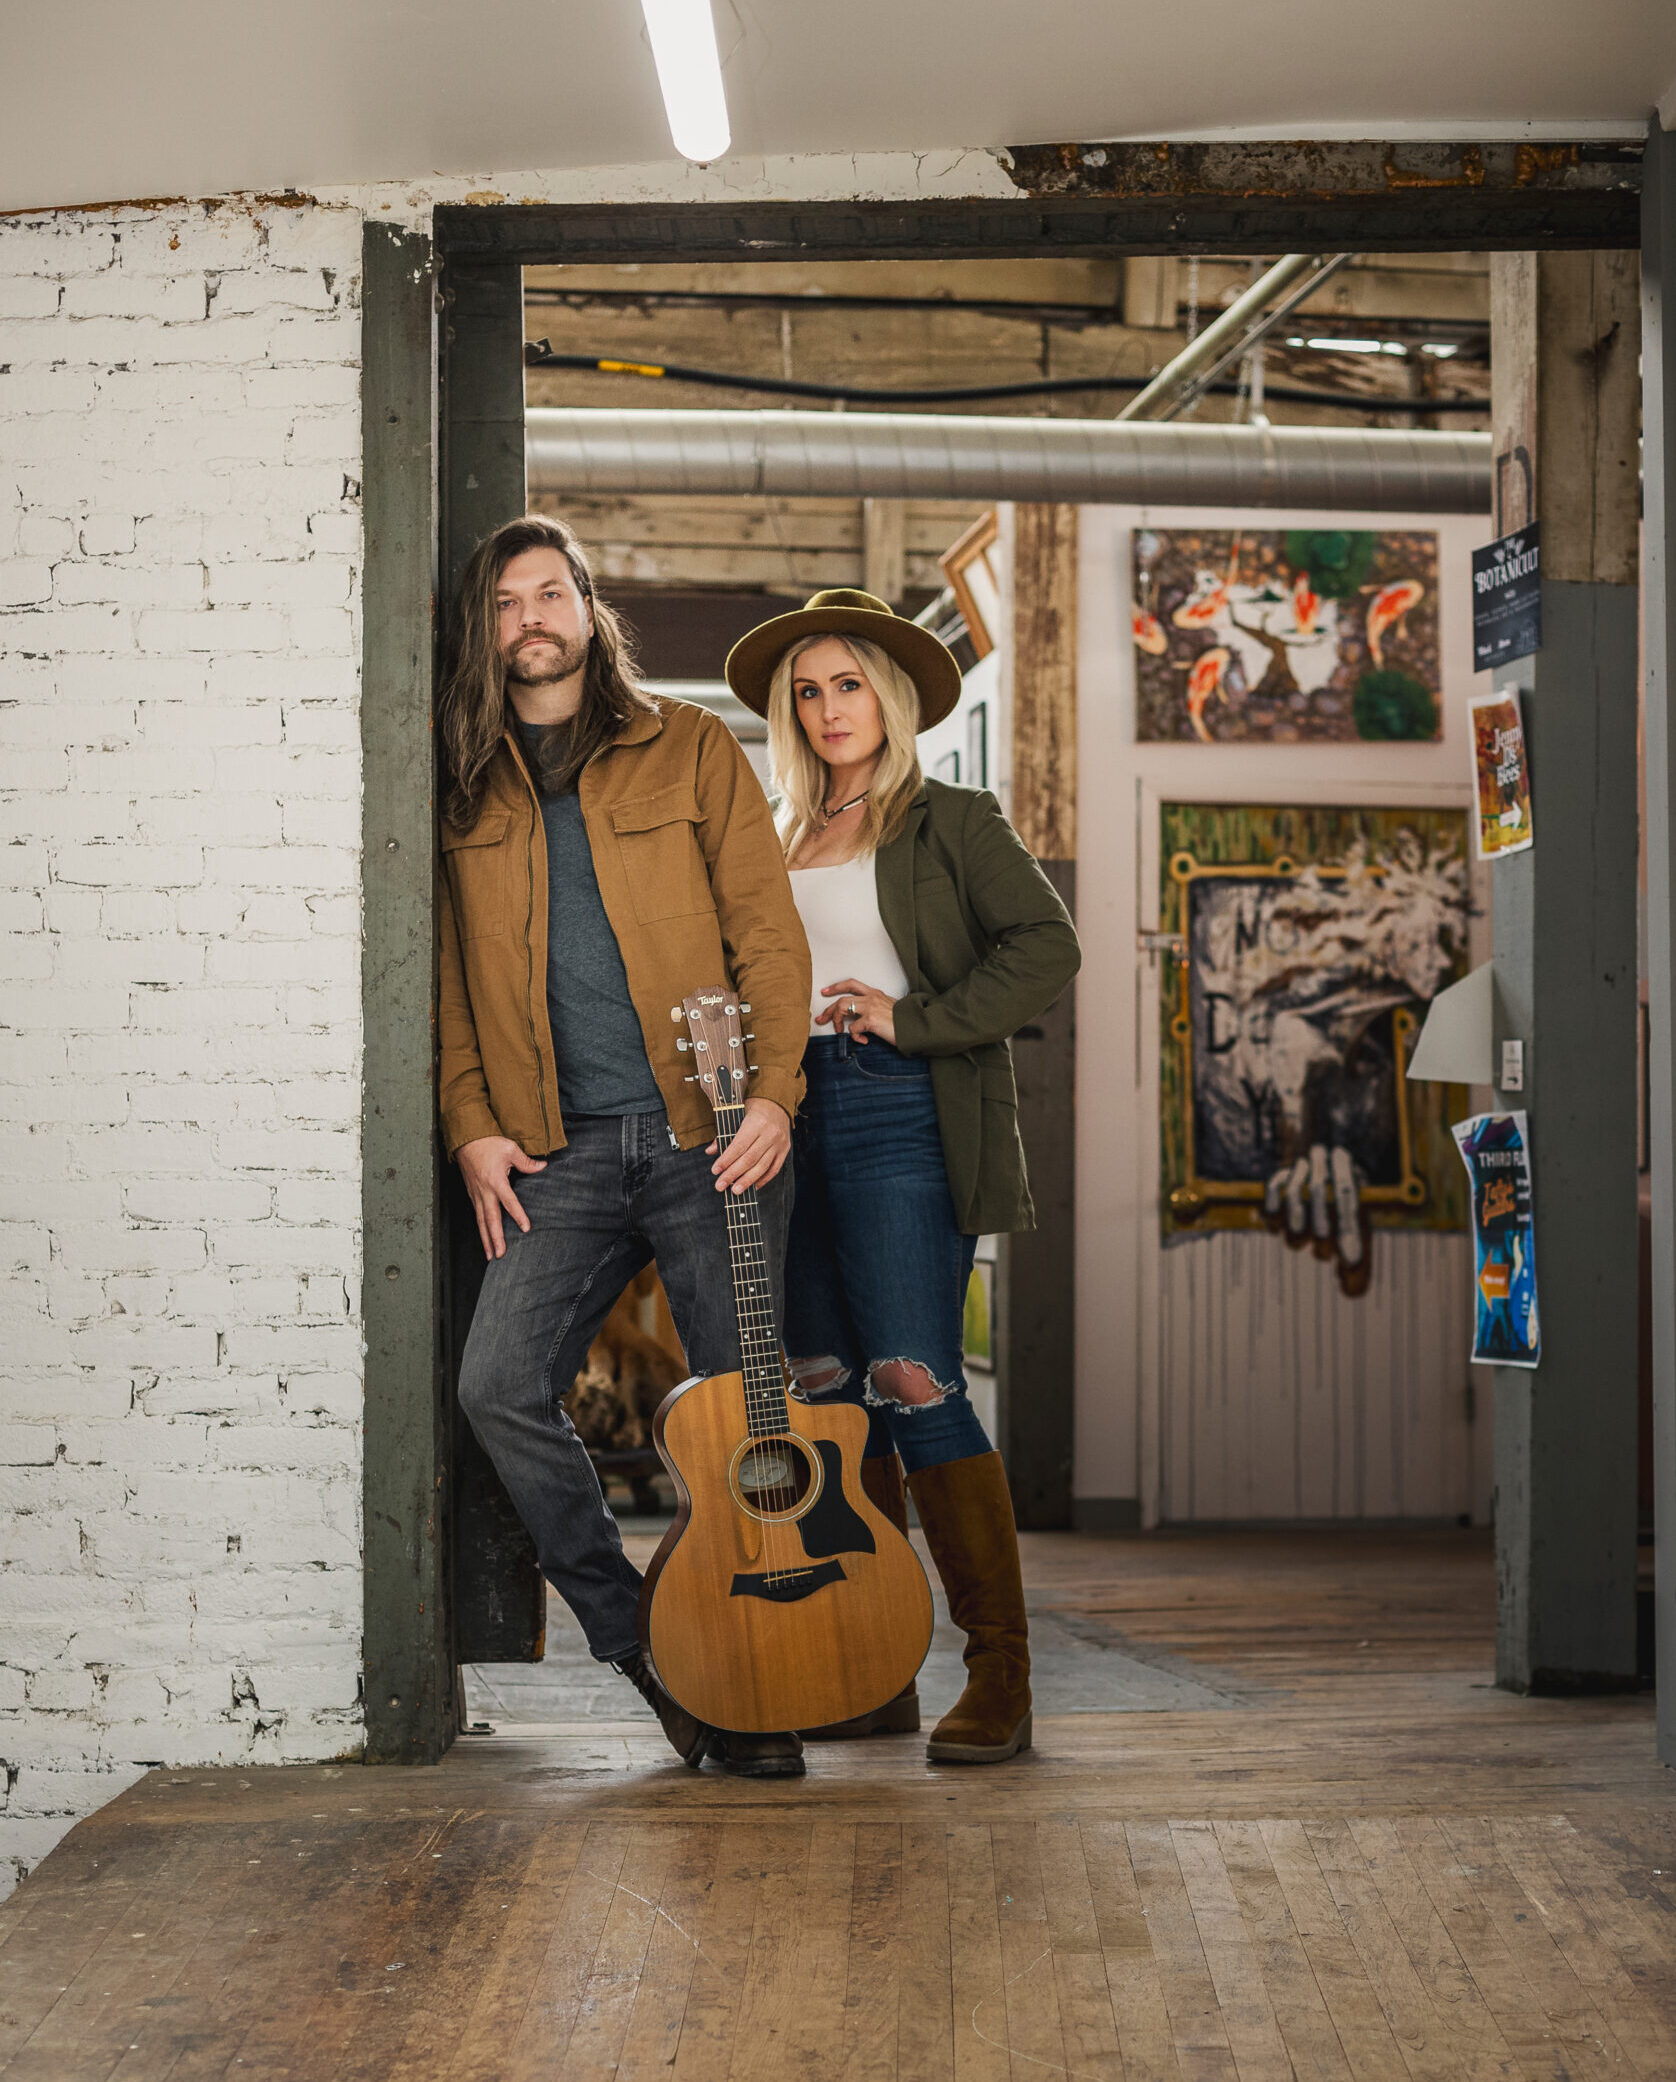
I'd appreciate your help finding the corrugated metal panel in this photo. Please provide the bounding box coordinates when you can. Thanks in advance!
[1155,1230,1483,1522]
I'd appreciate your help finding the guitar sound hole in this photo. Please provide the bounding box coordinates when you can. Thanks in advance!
[734,1436,815,1518]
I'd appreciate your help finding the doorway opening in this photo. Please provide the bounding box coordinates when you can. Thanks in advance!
[454,238,1512,1733]
[361,155,1648,1761]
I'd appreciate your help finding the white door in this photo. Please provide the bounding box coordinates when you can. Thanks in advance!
[1071,504,1494,1528]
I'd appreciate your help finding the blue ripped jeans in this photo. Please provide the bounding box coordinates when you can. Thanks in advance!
[782,1035,992,1475]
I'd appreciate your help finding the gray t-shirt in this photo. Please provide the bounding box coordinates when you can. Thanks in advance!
[521,724,662,1118]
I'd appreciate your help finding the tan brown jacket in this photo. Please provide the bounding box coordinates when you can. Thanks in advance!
[438,697,811,1158]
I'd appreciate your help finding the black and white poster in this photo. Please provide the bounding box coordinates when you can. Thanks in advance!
[1471,525,1541,673]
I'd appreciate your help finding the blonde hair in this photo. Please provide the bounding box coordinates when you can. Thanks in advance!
[767,635,923,860]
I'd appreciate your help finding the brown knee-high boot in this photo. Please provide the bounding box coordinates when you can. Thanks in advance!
[800,1453,922,1740]
[906,1451,1031,1763]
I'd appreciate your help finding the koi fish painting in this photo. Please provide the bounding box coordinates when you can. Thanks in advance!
[1132,528,1442,744]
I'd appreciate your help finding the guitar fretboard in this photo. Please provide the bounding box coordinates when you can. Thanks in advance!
[711,1099,791,1437]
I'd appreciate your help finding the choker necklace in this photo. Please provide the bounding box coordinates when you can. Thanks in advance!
[819,788,869,828]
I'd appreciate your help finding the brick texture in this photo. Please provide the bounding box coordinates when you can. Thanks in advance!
[0,200,365,1898]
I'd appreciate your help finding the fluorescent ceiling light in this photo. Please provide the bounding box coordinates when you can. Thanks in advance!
[1421,342,1460,358]
[1306,336,1384,353]
[641,0,731,163]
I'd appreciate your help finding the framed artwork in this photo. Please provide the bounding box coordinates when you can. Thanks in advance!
[1158,803,1471,1290]
[933,749,960,785]
[940,509,1001,660]
[1132,527,1441,744]
[966,701,989,790]
[962,1259,995,1371]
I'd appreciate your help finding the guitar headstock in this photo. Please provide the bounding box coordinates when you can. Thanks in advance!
[674,987,753,1116]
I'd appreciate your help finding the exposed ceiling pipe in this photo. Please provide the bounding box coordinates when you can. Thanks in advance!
[1117,254,1349,423]
[526,408,1491,513]
[1153,256,1357,422]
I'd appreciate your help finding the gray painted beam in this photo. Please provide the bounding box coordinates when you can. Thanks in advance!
[1489,249,1642,1694]
[435,256,547,1663]
[360,223,453,1764]
[1644,123,1676,1759]
[1491,583,1641,1689]
[440,261,529,608]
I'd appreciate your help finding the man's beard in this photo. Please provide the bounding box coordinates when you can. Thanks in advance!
[504,630,591,687]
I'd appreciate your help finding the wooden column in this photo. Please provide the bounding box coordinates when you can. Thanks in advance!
[1643,122,1676,1758]
[360,224,453,1763]
[1489,250,1642,1691]
[998,503,1078,1529]
[862,498,907,605]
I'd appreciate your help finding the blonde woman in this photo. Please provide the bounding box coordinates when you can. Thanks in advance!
[725,589,1081,1765]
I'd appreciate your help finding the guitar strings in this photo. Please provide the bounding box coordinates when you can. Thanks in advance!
[725,1123,800,1580]
[714,1093,804,1584]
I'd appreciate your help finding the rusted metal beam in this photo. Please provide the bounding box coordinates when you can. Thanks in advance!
[436,142,1641,266]
[1003,138,1637,204]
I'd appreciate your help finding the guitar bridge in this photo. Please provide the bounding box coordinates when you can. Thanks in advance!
[730,1560,846,1603]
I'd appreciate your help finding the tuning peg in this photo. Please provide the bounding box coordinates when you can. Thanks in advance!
[725,1004,738,1016]
[683,1074,699,1084]
[669,1006,683,1023]
[676,1038,689,1053]
[743,1032,755,1042]
[739,1003,751,1015]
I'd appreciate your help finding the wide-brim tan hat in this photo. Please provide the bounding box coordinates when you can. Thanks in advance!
[724,588,963,732]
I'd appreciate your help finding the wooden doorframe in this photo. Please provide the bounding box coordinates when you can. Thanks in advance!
[362,153,1650,1763]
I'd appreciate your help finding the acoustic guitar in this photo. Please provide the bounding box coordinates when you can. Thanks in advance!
[638,987,933,1734]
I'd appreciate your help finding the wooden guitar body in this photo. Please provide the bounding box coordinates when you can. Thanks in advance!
[640,1371,933,1734]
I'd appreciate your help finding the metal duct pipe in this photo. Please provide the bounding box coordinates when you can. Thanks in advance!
[526,408,1491,513]
[1117,254,1333,422]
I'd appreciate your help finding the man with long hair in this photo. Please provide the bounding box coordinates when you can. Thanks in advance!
[437,514,811,1777]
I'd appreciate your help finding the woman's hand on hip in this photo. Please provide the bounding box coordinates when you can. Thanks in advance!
[457,1135,547,1259]
[816,978,897,1047]
[708,1096,791,1194]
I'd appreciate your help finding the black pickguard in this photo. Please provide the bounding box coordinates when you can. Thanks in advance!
[726,1444,875,1601]
[797,1440,876,1559]
[731,1559,846,1603]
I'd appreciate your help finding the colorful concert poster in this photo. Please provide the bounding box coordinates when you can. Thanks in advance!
[1469,688,1533,861]
[1452,1111,1540,1368]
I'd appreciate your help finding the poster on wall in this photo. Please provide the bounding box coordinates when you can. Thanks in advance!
[1158,804,1471,1295]
[1469,687,1534,861]
[1452,1111,1540,1367]
[1470,525,1541,672]
[1132,527,1441,744]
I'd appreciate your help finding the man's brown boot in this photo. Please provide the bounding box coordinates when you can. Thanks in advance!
[800,1453,922,1740]
[907,1451,1032,1764]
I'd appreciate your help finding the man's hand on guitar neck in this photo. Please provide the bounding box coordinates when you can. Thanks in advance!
[707,1096,791,1195]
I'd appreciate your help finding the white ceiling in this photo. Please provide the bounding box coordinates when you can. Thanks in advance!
[3,0,1673,212]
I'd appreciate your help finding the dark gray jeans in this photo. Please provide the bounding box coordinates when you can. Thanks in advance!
[457,1108,790,1662]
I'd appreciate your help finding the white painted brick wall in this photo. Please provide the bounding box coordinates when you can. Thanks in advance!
[0,199,365,1898]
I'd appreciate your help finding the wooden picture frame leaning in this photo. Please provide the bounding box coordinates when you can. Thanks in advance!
[939,509,1001,661]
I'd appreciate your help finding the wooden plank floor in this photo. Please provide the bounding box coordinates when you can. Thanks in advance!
[3,1531,1673,2080]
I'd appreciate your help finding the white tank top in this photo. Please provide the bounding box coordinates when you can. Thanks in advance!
[789,854,913,1037]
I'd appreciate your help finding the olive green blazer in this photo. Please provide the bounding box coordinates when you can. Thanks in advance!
[875,779,1080,1235]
